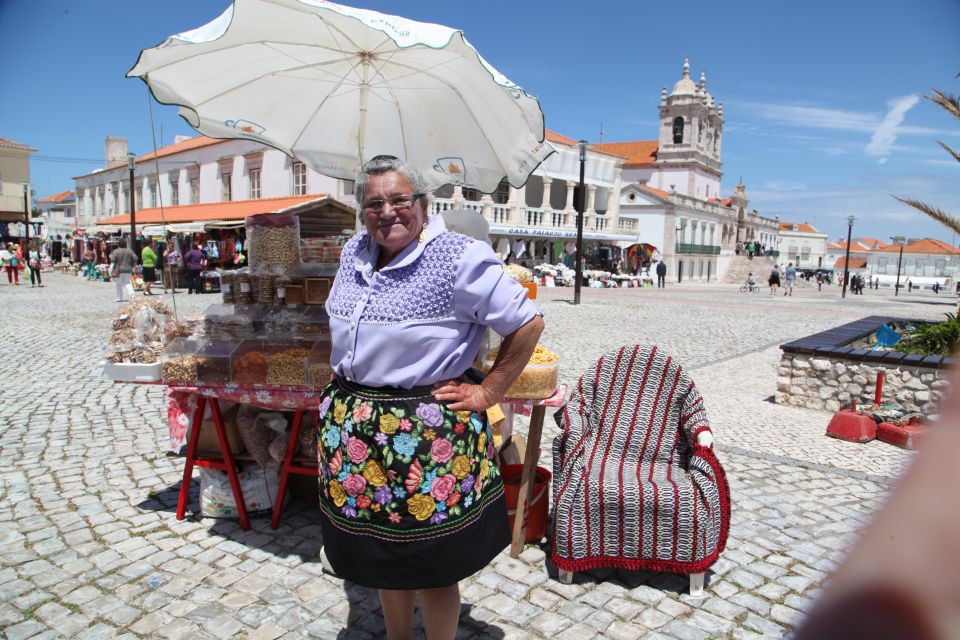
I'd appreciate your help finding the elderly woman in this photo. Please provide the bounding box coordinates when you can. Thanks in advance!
[319,156,544,639]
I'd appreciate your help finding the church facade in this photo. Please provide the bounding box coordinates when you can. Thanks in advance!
[601,58,779,282]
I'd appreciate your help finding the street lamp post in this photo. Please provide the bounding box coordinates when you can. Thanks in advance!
[892,237,905,296]
[127,153,137,253]
[841,215,854,298]
[573,140,587,305]
[22,183,30,260]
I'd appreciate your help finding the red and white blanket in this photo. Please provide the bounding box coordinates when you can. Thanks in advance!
[551,345,730,575]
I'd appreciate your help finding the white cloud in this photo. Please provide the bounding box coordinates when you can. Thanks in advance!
[864,95,920,164]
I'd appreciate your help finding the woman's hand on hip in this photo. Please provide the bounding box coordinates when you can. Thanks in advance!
[431,379,498,412]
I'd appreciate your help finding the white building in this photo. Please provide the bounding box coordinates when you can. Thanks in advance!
[776,222,829,269]
[73,135,349,229]
[600,58,779,282]
[868,237,960,290]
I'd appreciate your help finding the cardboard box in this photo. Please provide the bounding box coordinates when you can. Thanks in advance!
[190,404,243,455]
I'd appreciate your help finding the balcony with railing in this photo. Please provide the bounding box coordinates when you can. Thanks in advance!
[0,194,27,214]
[676,243,721,255]
[429,197,632,239]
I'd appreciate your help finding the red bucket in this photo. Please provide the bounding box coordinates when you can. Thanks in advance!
[501,464,551,542]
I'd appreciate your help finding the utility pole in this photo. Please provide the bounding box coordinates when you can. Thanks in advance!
[841,215,854,298]
[128,153,137,252]
[893,239,904,296]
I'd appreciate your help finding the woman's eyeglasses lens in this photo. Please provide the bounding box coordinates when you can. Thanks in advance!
[363,194,421,214]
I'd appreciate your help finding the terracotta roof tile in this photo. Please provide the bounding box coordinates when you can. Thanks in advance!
[592,140,659,166]
[834,257,868,269]
[0,137,37,152]
[877,237,960,255]
[637,184,670,199]
[38,190,75,203]
[545,130,579,146]
[96,194,325,225]
[779,222,821,234]
[136,135,225,162]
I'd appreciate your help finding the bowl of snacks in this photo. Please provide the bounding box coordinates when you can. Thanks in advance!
[480,343,559,400]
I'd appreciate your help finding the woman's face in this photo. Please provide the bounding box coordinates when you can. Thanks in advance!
[361,171,426,261]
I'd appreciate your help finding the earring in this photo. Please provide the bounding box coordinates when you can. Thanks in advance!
[419,221,429,244]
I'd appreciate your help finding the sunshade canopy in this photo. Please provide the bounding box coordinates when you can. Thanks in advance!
[129,0,555,193]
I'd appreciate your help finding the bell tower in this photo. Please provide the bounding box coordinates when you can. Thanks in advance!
[655,58,723,200]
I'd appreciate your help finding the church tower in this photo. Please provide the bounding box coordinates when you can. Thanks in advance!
[655,58,724,200]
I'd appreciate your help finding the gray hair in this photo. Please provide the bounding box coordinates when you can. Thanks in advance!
[354,155,428,220]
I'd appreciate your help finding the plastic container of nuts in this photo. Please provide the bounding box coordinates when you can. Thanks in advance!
[265,339,315,386]
[231,339,269,385]
[161,338,201,384]
[480,344,559,400]
[195,339,239,384]
[246,212,301,273]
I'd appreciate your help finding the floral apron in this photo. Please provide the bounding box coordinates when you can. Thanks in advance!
[317,376,510,589]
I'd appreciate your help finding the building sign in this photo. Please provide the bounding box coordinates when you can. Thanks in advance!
[490,226,635,242]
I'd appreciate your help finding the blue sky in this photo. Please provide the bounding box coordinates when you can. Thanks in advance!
[2,0,958,243]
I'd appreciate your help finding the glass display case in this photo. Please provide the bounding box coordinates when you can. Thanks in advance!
[161,338,201,384]
[195,339,239,384]
[202,303,253,339]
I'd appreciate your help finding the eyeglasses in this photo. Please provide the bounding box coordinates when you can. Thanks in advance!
[361,193,423,215]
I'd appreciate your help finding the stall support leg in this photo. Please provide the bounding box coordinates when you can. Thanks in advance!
[511,404,546,558]
[271,410,305,530]
[209,399,251,531]
[176,396,206,521]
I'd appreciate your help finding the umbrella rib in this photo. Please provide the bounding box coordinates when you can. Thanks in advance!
[288,59,365,153]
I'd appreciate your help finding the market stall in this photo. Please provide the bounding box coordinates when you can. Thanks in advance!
[105,210,346,529]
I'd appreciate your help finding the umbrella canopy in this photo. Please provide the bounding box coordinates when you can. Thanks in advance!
[129,0,554,193]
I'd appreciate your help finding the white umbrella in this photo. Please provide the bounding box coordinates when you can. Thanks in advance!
[128,0,555,192]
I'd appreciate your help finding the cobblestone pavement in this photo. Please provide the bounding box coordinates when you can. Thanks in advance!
[0,274,952,639]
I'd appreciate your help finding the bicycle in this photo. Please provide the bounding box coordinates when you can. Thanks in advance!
[740,284,760,293]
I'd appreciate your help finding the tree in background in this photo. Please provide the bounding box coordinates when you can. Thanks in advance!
[894,82,960,232]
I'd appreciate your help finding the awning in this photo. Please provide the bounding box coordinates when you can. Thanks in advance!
[86,225,123,234]
[141,222,211,236]
[204,220,246,230]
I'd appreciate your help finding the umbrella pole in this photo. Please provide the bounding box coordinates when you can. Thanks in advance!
[357,55,370,169]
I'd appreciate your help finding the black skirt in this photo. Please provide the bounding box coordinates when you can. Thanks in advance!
[316,377,510,590]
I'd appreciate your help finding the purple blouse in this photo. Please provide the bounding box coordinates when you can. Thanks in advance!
[325,215,540,389]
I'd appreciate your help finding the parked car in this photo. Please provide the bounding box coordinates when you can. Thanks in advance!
[814,269,834,284]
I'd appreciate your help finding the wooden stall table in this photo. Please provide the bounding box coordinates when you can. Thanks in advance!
[165,383,321,531]
[500,385,567,557]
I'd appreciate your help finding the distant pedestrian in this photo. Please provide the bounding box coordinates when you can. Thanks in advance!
[784,262,796,296]
[874,276,879,290]
[164,241,181,294]
[768,264,781,295]
[816,273,823,291]
[141,240,158,296]
[1,243,18,285]
[83,243,96,280]
[907,279,913,293]
[656,260,667,288]
[28,245,43,288]
[109,241,138,302]
[933,282,940,295]
[183,243,206,294]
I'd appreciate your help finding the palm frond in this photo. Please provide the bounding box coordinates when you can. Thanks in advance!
[926,90,960,121]
[937,140,960,163]
[893,195,960,234]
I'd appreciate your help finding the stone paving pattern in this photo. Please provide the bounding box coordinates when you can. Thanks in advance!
[0,274,951,638]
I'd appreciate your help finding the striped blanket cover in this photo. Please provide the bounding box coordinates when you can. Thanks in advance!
[551,345,730,575]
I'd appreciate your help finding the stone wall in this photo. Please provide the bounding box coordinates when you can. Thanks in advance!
[776,352,953,414]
